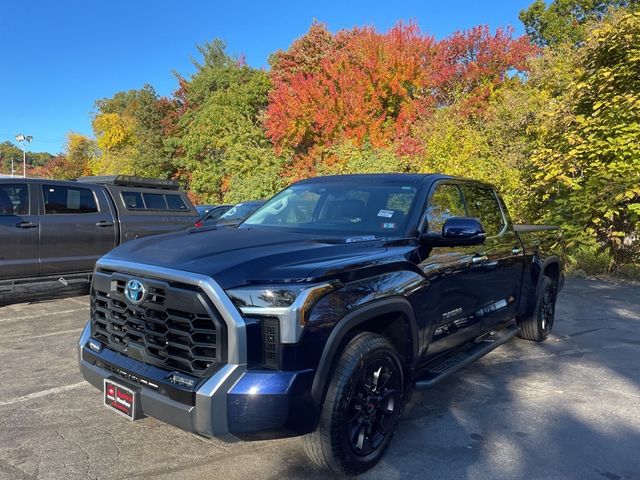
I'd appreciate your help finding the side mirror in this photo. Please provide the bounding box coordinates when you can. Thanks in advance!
[421,217,486,247]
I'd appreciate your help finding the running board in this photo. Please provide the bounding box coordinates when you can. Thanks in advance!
[0,273,91,296]
[414,324,520,389]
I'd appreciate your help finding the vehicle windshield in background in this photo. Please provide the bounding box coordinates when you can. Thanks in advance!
[217,201,264,224]
[200,205,232,223]
[242,183,417,236]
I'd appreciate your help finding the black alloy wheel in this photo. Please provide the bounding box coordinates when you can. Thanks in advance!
[345,357,401,457]
[303,332,405,475]
[540,283,556,334]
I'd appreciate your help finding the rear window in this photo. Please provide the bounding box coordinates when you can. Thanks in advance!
[42,185,98,214]
[143,193,167,210]
[121,190,190,212]
[122,191,144,210]
[165,194,188,211]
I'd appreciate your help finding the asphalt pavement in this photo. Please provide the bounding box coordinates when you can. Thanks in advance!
[0,278,639,480]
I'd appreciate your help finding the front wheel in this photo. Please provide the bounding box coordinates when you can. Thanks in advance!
[303,332,404,475]
[518,275,557,342]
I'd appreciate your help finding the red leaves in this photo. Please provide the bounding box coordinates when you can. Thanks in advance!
[266,22,435,158]
[265,21,538,178]
[432,26,538,109]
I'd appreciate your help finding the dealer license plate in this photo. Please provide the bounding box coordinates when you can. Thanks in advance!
[103,379,137,420]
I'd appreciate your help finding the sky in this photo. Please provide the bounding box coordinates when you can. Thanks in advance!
[0,0,532,155]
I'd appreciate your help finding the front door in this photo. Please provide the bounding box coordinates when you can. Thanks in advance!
[417,182,486,360]
[38,183,117,275]
[0,182,39,279]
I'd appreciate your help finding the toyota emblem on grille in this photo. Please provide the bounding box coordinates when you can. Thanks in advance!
[124,279,146,305]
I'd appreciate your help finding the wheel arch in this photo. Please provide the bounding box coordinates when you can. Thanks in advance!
[539,255,562,294]
[310,297,418,406]
[542,257,561,286]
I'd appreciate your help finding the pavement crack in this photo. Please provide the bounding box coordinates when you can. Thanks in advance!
[104,428,122,465]
[55,429,96,480]
[0,459,37,480]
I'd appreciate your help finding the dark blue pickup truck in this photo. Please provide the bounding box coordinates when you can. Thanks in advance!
[78,174,563,475]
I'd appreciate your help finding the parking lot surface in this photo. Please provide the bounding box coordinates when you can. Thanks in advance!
[0,278,639,480]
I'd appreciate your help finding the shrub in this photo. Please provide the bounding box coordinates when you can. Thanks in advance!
[566,245,614,276]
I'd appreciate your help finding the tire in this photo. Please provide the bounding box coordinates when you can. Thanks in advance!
[303,332,404,475]
[517,275,557,342]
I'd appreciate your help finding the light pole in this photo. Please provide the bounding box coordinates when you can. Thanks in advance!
[15,134,33,178]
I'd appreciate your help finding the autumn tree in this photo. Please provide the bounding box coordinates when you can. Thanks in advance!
[91,84,173,177]
[0,141,53,175]
[176,41,286,203]
[520,0,639,47]
[266,22,536,179]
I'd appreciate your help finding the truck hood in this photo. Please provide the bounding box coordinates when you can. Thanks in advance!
[101,227,397,289]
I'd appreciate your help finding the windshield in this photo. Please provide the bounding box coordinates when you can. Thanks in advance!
[241,183,418,236]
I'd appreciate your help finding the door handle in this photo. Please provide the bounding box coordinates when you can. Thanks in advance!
[16,221,38,229]
[96,221,114,227]
[471,254,488,264]
[512,247,522,255]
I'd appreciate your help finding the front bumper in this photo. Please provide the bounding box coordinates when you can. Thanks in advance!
[78,321,316,439]
[80,258,317,439]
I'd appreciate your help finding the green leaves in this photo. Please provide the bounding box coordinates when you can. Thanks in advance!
[177,42,286,203]
[529,11,640,262]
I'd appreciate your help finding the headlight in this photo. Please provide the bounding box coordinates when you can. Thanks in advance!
[226,283,335,343]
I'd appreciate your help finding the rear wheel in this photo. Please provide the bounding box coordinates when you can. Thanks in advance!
[518,275,557,342]
[303,332,404,475]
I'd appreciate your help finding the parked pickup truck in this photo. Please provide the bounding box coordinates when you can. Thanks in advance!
[78,174,563,475]
[0,175,198,303]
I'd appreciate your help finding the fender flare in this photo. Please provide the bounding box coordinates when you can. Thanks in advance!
[538,255,562,294]
[521,254,562,319]
[310,296,419,406]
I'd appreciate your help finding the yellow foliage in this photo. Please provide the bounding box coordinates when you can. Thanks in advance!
[92,113,135,152]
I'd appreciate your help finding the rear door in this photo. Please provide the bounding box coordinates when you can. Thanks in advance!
[38,183,117,275]
[458,183,523,329]
[0,182,39,279]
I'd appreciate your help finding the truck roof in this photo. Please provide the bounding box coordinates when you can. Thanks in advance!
[295,173,443,185]
[77,175,180,190]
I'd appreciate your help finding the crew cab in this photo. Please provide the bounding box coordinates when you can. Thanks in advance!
[78,174,563,475]
[0,175,198,303]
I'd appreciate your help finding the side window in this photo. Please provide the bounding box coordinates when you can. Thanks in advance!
[142,193,167,210]
[42,185,98,214]
[165,194,188,211]
[0,184,29,215]
[122,191,144,210]
[426,184,466,233]
[460,184,505,237]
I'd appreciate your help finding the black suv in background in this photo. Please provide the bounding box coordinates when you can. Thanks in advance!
[0,175,198,303]
[78,174,563,475]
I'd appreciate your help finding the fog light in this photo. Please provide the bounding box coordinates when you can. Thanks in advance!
[168,373,195,388]
[88,339,102,352]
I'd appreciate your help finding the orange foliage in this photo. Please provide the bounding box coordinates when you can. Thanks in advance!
[266,21,537,179]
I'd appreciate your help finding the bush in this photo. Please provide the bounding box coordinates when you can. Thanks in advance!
[615,263,640,281]
[566,246,614,276]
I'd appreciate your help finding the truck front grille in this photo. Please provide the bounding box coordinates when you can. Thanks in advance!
[90,270,226,377]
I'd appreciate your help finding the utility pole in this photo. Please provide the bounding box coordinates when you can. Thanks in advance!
[15,134,33,178]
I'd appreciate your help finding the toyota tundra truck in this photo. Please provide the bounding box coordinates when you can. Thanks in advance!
[78,174,563,475]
